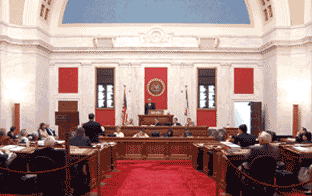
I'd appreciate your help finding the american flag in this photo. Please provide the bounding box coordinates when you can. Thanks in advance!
[122,88,128,125]
[185,88,189,117]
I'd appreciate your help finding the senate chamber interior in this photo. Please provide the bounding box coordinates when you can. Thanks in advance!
[0,0,312,195]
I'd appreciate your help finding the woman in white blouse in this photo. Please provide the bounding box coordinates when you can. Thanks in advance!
[114,125,124,138]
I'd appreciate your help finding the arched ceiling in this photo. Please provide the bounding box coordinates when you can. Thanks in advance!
[62,0,250,24]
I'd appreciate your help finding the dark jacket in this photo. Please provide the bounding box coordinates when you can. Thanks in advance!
[296,132,311,143]
[69,135,92,147]
[83,120,103,143]
[244,144,280,168]
[7,131,17,140]
[45,128,56,136]
[145,102,156,115]
[32,147,66,168]
[171,123,182,126]
[232,132,256,148]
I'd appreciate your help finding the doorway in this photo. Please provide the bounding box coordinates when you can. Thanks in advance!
[234,101,251,134]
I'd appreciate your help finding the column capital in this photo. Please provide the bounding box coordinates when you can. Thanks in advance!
[257,62,263,67]
[181,62,194,67]
[81,62,93,67]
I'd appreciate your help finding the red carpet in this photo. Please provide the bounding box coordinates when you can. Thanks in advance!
[0,160,308,195]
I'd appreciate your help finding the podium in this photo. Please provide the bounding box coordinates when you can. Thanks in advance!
[55,112,79,196]
[138,115,174,126]
[148,109,164,115]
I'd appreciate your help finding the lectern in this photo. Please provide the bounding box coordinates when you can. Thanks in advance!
[55,112,79,196]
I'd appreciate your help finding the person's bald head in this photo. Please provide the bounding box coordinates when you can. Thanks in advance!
[44,136,55,148]
[258,132,272,144]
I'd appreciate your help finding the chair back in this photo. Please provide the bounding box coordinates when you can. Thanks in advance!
[249,155,277,184]
[108,134,116,137]
[151,132,160,138]
[30,156,56,172]
[215,129,226,141]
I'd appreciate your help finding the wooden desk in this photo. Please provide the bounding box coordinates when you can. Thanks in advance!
[100,137,215,160]
[138,115,174,125]
[103,126,209,137]
[0,143,116,195]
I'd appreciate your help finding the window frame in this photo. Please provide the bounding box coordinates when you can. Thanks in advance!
[95,68,115,110]
[197,68,217,111]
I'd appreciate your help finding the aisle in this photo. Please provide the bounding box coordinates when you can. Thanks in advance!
[92,160,216,196]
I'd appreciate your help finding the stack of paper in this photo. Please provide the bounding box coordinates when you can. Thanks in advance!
[293,146,308,151]
[9,146,25,152]
[220,141,241,152]
[1,145,18,150]
[56,140,65,144]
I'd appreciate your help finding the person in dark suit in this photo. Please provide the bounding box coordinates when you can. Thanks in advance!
[145,98,156,115]
[45,124,57,137]
[171,118,182,126]
[296,127,309,143]
[228,124,256,148]
[69,127,92,147]
[83,113,104,143]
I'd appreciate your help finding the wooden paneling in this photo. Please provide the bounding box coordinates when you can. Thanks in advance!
[58,101,78,112]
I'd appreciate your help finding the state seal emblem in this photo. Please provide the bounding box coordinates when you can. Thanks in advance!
[147,78,165,96]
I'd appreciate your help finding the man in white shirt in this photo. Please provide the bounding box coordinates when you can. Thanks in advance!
[114,125,125,138]
[133,129,149,138]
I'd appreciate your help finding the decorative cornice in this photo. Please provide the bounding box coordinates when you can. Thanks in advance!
[198,37,220,49]
[93,37,114,49]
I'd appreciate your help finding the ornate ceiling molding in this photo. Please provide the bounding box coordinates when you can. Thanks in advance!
[139,28,173,44]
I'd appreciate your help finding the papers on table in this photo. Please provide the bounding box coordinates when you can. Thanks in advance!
[1,145,18,150]
[1,145,25,152]
[108,142,116,145]
[56,140,65,144]
[293,146,309,151]
[220,141,241,152]
[9,146,25,152]
[37,140,44,146]
[287,138,296,142]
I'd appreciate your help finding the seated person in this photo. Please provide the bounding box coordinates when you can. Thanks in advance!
[114,125,125,138]
[227,124,256,148]
[133,129,149,138]
[183,127,193,138]
[19,129,30,144]
[185,118,195,127]
[300,131,312,144]
[171,118,182,126]
[0,149,17,166]
[163,129,174,137]
[45,124,57,137]
[37,123,48,140]
[234,132,280,196]
[152,118,162,126]
[125,119,134,126]
[69,127,92,147]
[7,126,20,141]
[32,136,66,195]
[0,128,16,145]
[296,127,310,143]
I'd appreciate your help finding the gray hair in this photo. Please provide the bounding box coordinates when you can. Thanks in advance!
[44,136,55,147]
[0,128,6,137]
[20,129,27,136]
[258,131,272,144]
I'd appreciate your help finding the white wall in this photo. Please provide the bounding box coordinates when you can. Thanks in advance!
[234,101,251,133]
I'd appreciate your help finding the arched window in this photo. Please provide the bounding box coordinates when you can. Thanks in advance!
[39,0,53,21]
[260,0,273,22]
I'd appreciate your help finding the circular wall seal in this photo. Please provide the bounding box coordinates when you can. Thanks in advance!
[147,78,165,96]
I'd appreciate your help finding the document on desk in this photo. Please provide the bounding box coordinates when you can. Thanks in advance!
[9,146,25,152]
[293,146,311,151]
[1,145,18,150]
[70,148,90,154]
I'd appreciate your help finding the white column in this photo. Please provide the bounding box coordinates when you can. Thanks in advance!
[218,63,231,128]
[81,63,94,125]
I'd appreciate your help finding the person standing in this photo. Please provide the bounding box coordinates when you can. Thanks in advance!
[145,98,156,115]
[83,113,104,143]
[38,123,48,140]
